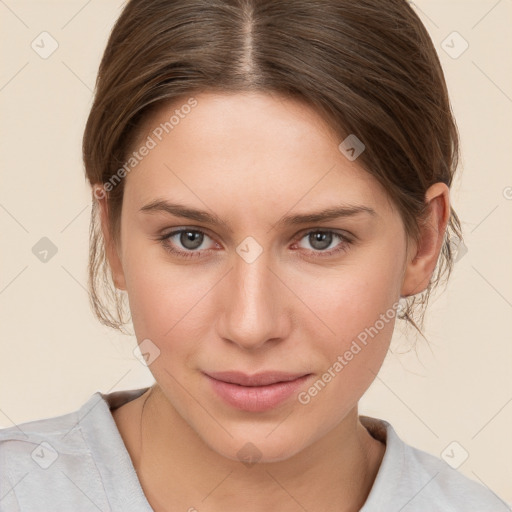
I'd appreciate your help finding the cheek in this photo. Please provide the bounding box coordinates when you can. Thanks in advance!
[296,250,403,395]
[122,241,221,364]
[298,249,402,340]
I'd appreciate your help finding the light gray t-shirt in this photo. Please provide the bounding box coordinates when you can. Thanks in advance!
[0,387,509,511]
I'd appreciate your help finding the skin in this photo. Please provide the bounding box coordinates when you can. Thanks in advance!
[97,91,450,512]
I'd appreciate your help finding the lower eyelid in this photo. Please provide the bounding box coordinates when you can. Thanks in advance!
[294,230,353,258]
[160,229,352,256]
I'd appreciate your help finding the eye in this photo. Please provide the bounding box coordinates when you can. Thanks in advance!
[158,228,353,260]
[294,230,352,257]
[159,228,218,258]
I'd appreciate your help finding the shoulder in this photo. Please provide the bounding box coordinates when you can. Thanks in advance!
[360,416,511,512]
[0,401,91,475]
[401,441,509,511]
[0,392,113,511]
[0,388,151,512]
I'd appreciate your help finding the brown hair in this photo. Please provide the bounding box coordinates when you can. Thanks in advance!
[83,0,462,336]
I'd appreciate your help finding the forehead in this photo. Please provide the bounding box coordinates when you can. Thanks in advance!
[123,92,393,218]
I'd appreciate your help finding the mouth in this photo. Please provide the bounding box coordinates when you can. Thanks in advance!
[203,370,311,387]
[203,371,313,412]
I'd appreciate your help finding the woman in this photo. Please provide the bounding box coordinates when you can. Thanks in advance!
[0,0,509,511]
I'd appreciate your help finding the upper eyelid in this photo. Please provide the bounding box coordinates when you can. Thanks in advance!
[163,227,218,243]
[163,227,351,248]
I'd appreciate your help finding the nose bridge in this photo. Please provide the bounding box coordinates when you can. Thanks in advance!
[219,245,285,350]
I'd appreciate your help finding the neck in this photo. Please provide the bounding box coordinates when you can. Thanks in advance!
[126,385,384,512]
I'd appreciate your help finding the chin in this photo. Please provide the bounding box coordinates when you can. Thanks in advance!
[201,426,311,466]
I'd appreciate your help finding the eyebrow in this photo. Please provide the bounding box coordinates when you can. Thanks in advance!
[139,199,376,230]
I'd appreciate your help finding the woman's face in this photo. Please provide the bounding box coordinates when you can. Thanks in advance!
[111,92,411,462]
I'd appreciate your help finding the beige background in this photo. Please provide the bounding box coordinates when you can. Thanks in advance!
[1,0,511,505]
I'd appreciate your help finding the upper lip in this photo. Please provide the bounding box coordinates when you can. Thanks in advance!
[204,371,310,387]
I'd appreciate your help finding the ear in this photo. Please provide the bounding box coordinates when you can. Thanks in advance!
[401,182,450,297]
[93,186,127,291]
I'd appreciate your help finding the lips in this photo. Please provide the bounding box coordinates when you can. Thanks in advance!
[204,371,313,412]
[204,371,310,387]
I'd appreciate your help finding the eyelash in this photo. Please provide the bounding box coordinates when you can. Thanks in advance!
[158,228,353,260]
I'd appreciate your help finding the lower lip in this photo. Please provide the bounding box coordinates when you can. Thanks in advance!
[205,374,312,412]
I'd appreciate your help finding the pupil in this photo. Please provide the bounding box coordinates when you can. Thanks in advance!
[310,232,332,250]
[181,231,203,250]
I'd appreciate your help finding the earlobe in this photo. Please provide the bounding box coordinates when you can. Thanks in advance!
[94,187,127,291]
[400,183,450,297]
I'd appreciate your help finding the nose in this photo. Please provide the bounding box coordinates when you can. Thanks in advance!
[216,248,291,351]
